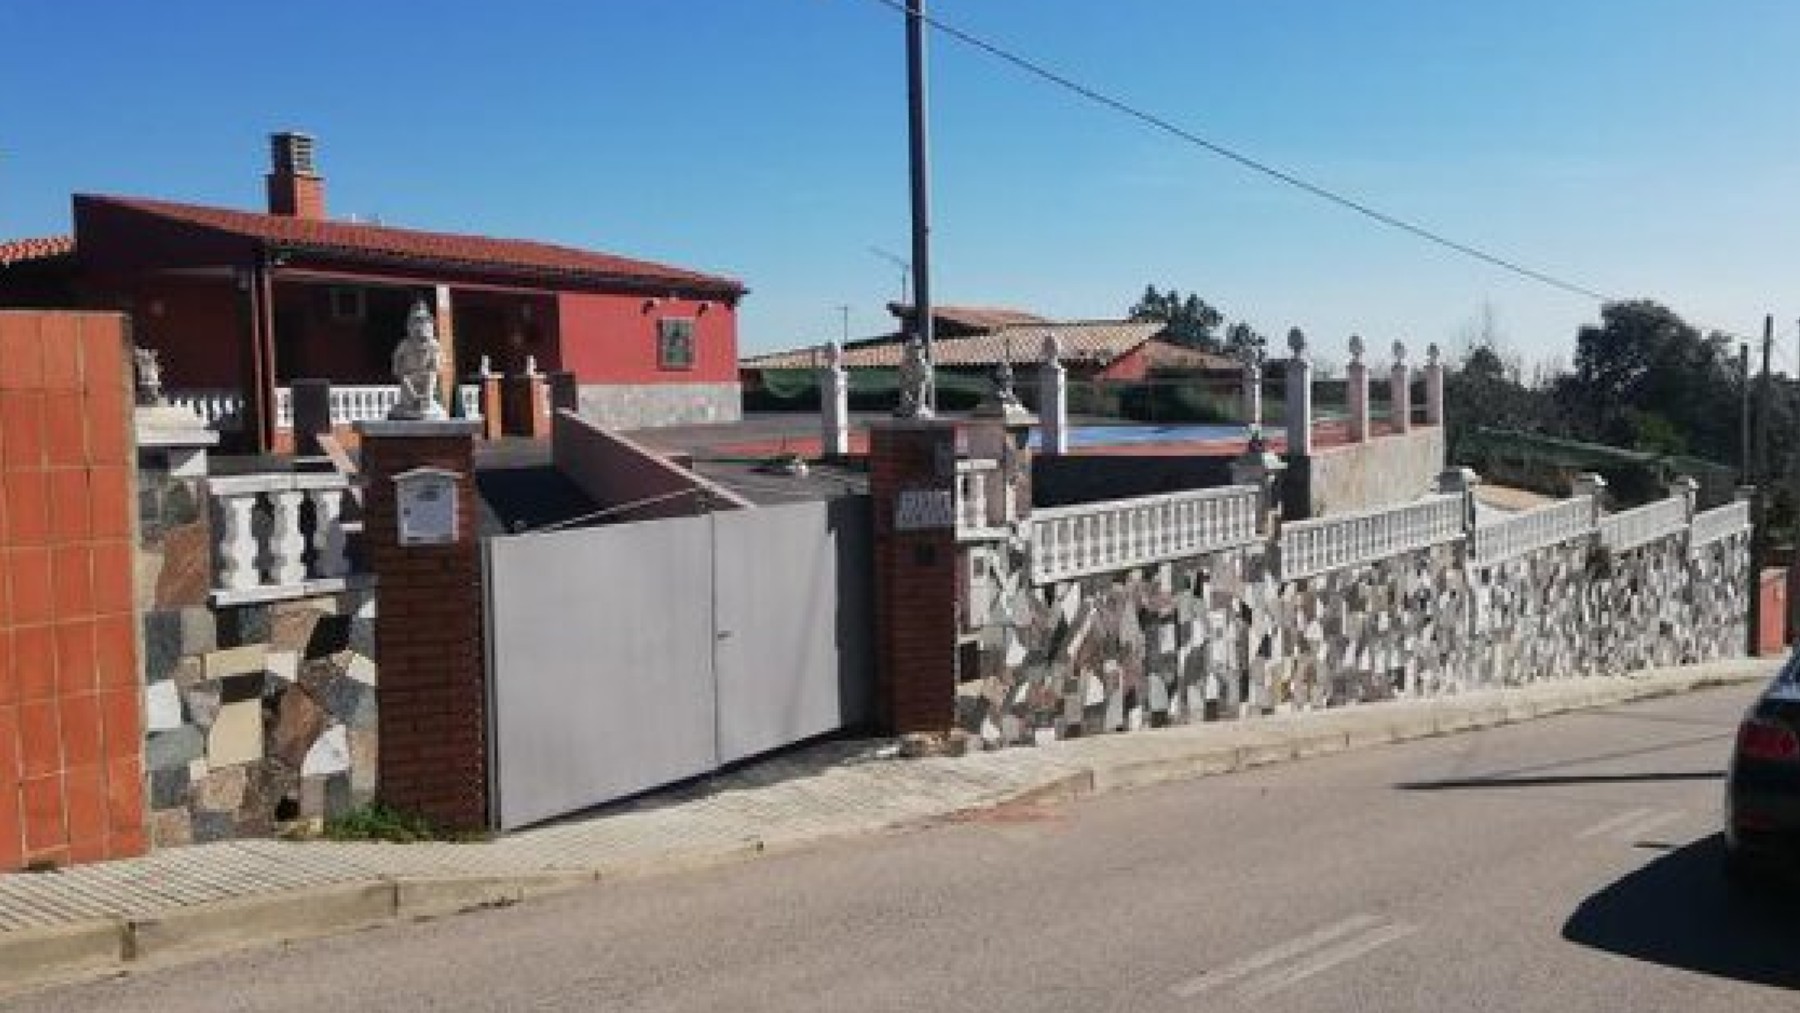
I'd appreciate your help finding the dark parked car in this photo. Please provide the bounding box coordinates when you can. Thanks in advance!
[1725,655,1800,884]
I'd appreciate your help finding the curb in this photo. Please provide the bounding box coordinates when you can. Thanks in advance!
[0,662,1775,998]
[0,871,609,1000]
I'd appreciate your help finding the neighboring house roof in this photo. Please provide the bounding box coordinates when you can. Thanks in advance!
[744,320,1174,370]
[71,195,745,295]
[887,302,1051,331]
[0,235,75,268]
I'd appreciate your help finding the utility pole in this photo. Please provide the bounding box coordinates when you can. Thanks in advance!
[867,247,911,305]
[1740,341,1752,483]
[837,304,851,344]
[905,0,935,412]
[1758,314,1774,485]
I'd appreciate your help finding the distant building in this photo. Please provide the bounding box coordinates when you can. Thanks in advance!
[742,303,1238,383]
[0,132,746,450]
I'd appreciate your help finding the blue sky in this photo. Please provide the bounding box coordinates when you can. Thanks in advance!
[4,1,1800,367]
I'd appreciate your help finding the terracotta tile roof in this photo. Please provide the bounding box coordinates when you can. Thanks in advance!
[78,195,745,294]
[887,303,1052,331]
[744,320,1171,370]
[0,235,75,268]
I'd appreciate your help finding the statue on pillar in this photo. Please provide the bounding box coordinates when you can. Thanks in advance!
[389,300,446,421]
[895,332,934,419]
[132,345,167,407]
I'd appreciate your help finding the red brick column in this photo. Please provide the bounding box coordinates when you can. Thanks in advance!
[869,420,960,734]
[355,420,489,831]
[478,374,504,441]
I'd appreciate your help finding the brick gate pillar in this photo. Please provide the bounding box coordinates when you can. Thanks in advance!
[868,420,960,735]
[354,419,489,831]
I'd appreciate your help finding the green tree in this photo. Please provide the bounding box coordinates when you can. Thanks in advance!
[1129,285,1224,350]
[1557,300,1738,461]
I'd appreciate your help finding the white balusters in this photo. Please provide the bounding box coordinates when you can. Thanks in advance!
[1277,492,1465,580]
[207,473,368,605]
[1026,485,1261,584]
[309,485,350,577]
[215,493,260,592]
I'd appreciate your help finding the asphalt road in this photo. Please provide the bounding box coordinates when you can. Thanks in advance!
[9,681,1795,1012]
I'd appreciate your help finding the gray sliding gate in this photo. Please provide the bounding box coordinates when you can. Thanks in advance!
[483,497,873,830]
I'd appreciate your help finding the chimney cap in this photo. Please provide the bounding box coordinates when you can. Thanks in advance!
[269,131,318,177]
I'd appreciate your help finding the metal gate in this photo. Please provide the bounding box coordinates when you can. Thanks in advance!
[482,497,873,830]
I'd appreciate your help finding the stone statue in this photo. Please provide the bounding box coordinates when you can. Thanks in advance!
[1348,334,1365,366]
[895,333,934,419]
[132,345,166,407]
[1287,327,1308,358]
[477,354,494,378]
[1392,340,1408,366]
[389,300,446,421]
[524,354,540,377]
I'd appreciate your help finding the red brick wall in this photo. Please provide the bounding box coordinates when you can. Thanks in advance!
[360,428,489,831]
[0,311,145,870]
[869,423,959,734]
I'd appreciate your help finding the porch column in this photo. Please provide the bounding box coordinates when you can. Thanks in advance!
[433,285,458,414]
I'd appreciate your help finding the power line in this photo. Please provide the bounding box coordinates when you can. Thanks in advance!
[858,0,1612,304]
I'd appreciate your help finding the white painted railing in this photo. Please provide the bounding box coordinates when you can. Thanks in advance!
[955,459,1001,537]
[1598,496,1689,552]
[1278,493,1466,580]
[167,389,248,430]
[1471,496,1596,567]
[208,472,370,605]
[173,384,483,433]
[1689,500,1751,550]
[1028,485,1260,584]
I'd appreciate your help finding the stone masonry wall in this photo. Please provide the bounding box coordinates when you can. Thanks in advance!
[575,381,741,430]
[136,462,376,846]
[961,524,1750,747]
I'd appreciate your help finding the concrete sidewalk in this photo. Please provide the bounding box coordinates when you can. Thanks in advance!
[0,657,1778,994]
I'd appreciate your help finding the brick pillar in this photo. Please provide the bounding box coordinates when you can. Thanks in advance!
[869,420,959,734]
[502,373,549,439]
[478,372,504,441]
[354,420,489,831]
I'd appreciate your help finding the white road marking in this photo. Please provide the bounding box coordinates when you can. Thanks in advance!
[1237,920,1419,1000]
[1574,807,1655,840]
[1168,914,1385,998]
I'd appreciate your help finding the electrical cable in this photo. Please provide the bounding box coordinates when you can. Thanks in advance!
[858,0,1612,303]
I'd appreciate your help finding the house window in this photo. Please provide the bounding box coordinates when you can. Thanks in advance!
[658,317,696,370]
[328,287,366,322]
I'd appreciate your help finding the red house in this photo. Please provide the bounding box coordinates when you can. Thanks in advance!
[0,132,747,450]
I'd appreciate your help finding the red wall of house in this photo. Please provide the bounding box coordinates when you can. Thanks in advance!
[131,279,244,389]
[0,311,146,871]
[1095,344,1153,382]
[554,292,737,385]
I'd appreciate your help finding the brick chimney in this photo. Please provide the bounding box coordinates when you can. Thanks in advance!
[266,131,325,219]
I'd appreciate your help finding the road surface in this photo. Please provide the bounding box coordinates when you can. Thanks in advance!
[7,681,1794,1012]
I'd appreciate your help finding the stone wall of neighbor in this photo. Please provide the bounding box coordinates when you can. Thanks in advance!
[959,520,1750,748]
[575,381,741,430]
[1290,425,1447,519]
[136,461,376,846]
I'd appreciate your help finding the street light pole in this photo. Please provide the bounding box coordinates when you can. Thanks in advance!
[905,0,935,412]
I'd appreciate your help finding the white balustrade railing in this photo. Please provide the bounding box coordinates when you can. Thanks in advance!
[1277,493,1466,580]
[1471,496,1596,567]
[208,472,369,605]
[1689,499,1751,550]
[172,383,484,433]
[1028,485,1260,584]
[166,389,248,431]
[1598,496,1690,553]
